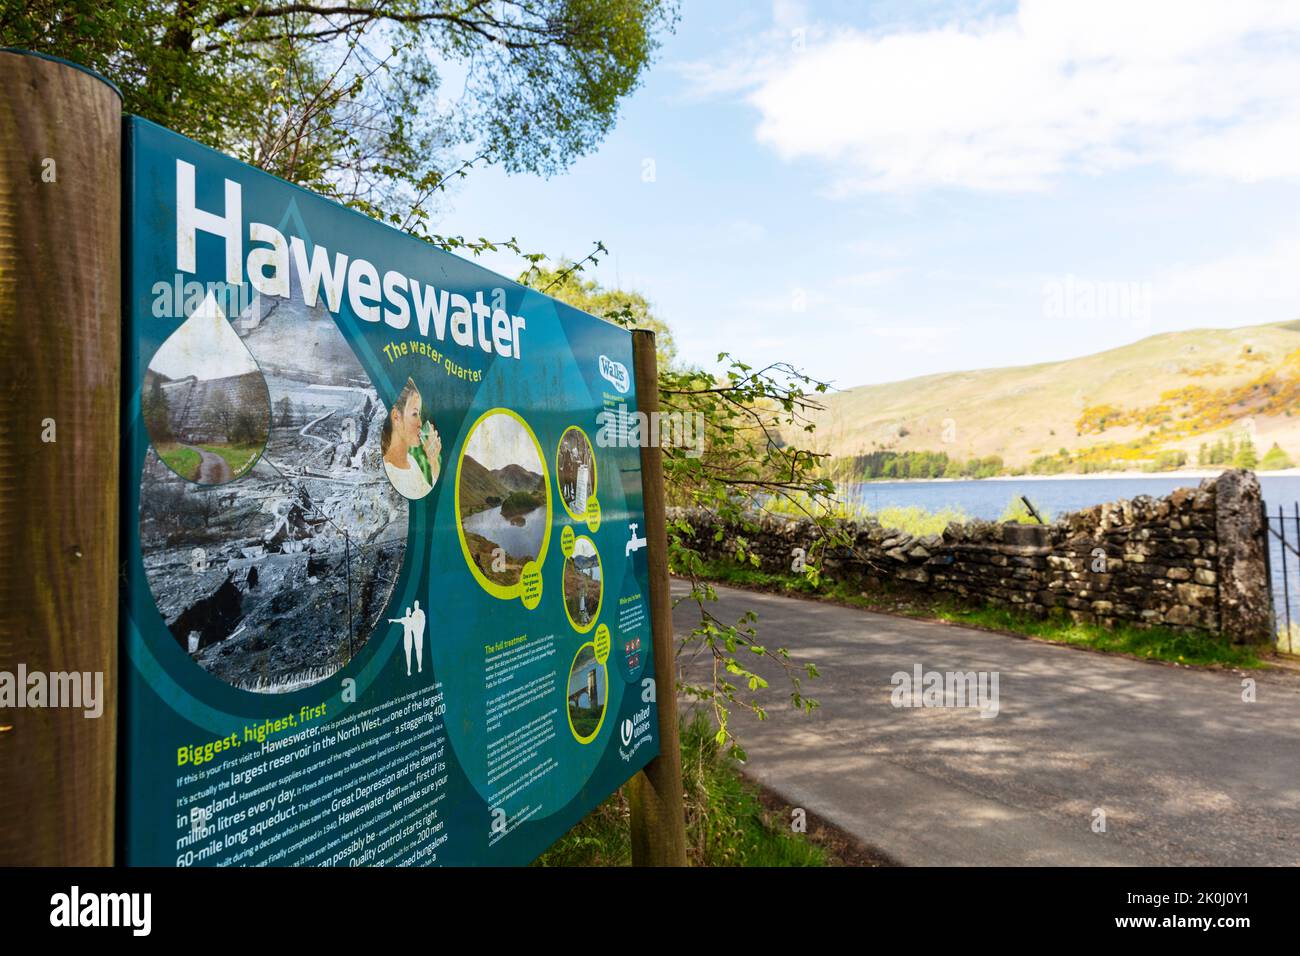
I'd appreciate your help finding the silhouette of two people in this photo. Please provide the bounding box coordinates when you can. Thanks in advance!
[388,600,426,675]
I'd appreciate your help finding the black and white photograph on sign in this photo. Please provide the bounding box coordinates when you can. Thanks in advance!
[138,276,409,693]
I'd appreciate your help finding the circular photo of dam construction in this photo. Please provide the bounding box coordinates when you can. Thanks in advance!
[562,536,602,633]
[142,292,271,485]
[556,426,596,520]
[137,276,409,693]
[456,409,550,597]
[565,643,607,744]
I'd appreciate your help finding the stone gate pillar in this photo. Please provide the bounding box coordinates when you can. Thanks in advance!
[1214,470,1274,645]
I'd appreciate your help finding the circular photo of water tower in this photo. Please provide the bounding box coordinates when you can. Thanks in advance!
[556,426,596,520]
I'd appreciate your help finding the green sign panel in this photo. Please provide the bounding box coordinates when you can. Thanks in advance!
[121,116,660,866]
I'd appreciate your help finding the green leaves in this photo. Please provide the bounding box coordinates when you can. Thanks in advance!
[518,254,678,366]
[2,0,677,231]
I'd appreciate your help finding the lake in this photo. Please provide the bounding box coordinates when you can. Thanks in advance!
[843,474,1300,635]
[462,504,546,561]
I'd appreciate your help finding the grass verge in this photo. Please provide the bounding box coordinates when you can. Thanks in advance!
[694,558,1267,670]
[765,492,968,535]
[154,442,200,481]
[535,713,842,866]
[764,491,1053,535]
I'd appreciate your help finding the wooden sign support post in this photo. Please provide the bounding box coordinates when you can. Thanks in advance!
[627,330,689,866]
[0,50,122,865]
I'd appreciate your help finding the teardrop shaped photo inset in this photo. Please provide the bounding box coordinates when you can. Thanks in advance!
[143,291,271,485]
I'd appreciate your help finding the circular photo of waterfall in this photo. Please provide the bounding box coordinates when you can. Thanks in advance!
[565,643,607,744]
[137,279,409,693]
[142,292,271,485]
[455,408,551,598]
[562,536,602,633]
[556,426,596,520]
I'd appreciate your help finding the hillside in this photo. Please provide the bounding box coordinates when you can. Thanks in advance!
[458,456,545,516]
[458,454,508,515]
[806,320,1300,476]
[494,463,545,493]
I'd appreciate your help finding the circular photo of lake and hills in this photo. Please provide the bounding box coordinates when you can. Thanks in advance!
[456,409,551,596]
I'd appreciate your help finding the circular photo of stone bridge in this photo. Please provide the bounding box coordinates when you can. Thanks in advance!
[565,643,607,744]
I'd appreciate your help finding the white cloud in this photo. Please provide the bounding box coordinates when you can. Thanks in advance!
[835,268,904,288]
[694,0,1300,194]
[1153,236,1300,319]
[465,412,544,472]
[860,321,949,350]
[722,218,768,243]
[846,238,910,259]
[771,0,808,31]
[996,239,1300,334]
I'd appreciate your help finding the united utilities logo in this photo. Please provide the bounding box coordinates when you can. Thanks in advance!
[599,355,629,393]
[620,718,634,746]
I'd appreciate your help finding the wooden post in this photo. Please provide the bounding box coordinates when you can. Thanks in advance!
[627,329,688,866]
[0,50,122,865]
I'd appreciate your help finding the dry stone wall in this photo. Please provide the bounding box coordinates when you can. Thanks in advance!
[674,470,1273,644]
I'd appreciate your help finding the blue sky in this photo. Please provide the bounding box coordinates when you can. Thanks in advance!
[437,0,1300,390]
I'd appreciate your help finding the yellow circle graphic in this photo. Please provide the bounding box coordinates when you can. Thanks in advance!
[593,623,611,665]
[454,408,552,601]
[585,497,601,533]
[560,524,576,558]
[520,560,543,609]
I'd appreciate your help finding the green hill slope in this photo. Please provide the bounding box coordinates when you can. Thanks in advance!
[807,320,1300,476]
[493,463,544,494]
[458,454,509,515]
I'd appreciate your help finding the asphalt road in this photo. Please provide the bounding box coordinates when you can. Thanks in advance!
[671,581,1300,866]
